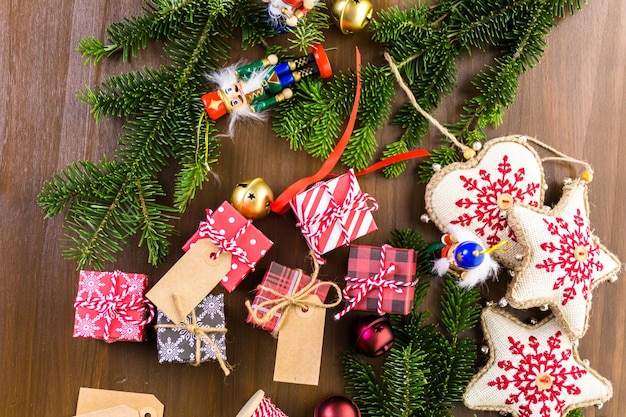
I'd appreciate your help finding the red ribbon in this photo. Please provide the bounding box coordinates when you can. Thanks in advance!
[73,270,155,341]
[270,47,363,215]
[197,208,256,269]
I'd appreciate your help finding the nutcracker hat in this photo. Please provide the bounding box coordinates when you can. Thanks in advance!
[202,91,228,120]
[310,44,332,79]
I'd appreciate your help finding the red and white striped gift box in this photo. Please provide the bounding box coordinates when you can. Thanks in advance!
[289,170,378,263]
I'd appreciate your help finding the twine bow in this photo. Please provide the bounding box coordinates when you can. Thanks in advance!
[197,208,256,269]
[74,270,155,342]
[297,171,378,264]
[155,294,231,375]
[245,252,342,335]
[334,245,417,320]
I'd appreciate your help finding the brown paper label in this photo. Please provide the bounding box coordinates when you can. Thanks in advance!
[75,388,163,417]
[74,404,138,417]
[146,239,232,324]
[273,295,326,386]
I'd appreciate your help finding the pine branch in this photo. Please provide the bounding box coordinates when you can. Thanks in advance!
[286,2,329,52]
[381,343,428,416]
[230,0,278,49]
[341,353,386,416]
[440,275,482,341]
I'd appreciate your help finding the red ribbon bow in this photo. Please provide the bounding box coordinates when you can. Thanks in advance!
[197,208,256,270]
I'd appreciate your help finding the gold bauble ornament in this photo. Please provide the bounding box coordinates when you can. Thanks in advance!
[331,0,373,34]
[231,178,274,220]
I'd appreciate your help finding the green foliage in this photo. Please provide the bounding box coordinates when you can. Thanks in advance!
[342,228,482,417]
[286,2,329,52]
[41,0,588,268]
[566,408,585,417]
[272,0,585,182]
[39,0,273,268]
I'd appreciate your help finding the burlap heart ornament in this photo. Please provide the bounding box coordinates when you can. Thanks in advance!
[425,135,546,271]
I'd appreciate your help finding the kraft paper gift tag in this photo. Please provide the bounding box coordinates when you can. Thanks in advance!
[146,238,232,324]
[75,388,163,417]
[273,295,327,386]
[74,405,139,417]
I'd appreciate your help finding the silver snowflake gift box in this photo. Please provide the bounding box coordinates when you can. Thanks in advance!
[155,293,227,366]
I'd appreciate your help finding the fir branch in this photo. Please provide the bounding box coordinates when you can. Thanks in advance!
[418,145,460,183]
[341,354,386,416]
[77,69,178,122]
[230,0,278,49]
[63,170,132,270]
[173,114,220,212]
[286,2,329,52]
[565,408,585,417]
[381,344,428,416]
[440,275,482,341]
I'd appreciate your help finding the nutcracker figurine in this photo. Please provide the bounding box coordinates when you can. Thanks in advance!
[427,224,505,288]
[264,0,320,31]
[202,44,332,135]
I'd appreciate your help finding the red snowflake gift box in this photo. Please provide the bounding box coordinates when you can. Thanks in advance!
[73,270,155,343]
[245,261,334,336]
[182,201,274,292]
[289,169,378,264]
[334,244,418,319]
[464,306,612,417]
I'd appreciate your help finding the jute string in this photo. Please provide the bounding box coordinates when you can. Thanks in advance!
[525,136,594,179]
[245,251,342,334]
[384,52,470,154]
[385,51,595,178]
[155,294,232,375]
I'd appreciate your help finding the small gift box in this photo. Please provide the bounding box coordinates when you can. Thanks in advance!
[236,390,288,417]
[289,169,378,263]
[334,244,418,319]
[155,293,230,374]
[182,201,273,292]
[73,270,155,343]
[246,261,336,336]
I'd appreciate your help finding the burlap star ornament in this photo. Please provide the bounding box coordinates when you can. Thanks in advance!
[506,177,621,338]
[464,306,612,417]
[425,135,545,271]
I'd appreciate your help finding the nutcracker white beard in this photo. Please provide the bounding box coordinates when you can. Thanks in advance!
[207,64,273,137]
[266,0,292,30]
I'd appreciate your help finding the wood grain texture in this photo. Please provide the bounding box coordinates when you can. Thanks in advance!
[1,1,624,416]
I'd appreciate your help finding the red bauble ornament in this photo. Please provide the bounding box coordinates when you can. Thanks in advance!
[314,395,361,417]
[354,315,394,357]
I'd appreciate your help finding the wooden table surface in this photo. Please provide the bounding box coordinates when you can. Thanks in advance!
[1,1,624,416]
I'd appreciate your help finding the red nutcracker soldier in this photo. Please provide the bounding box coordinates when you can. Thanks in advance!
[264,0,320,31]
[201,44,332,136]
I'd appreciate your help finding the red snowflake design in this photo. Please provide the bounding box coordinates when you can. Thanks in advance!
[488,331,586,417]
[535,209,604,305]
[452,154,540,246]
